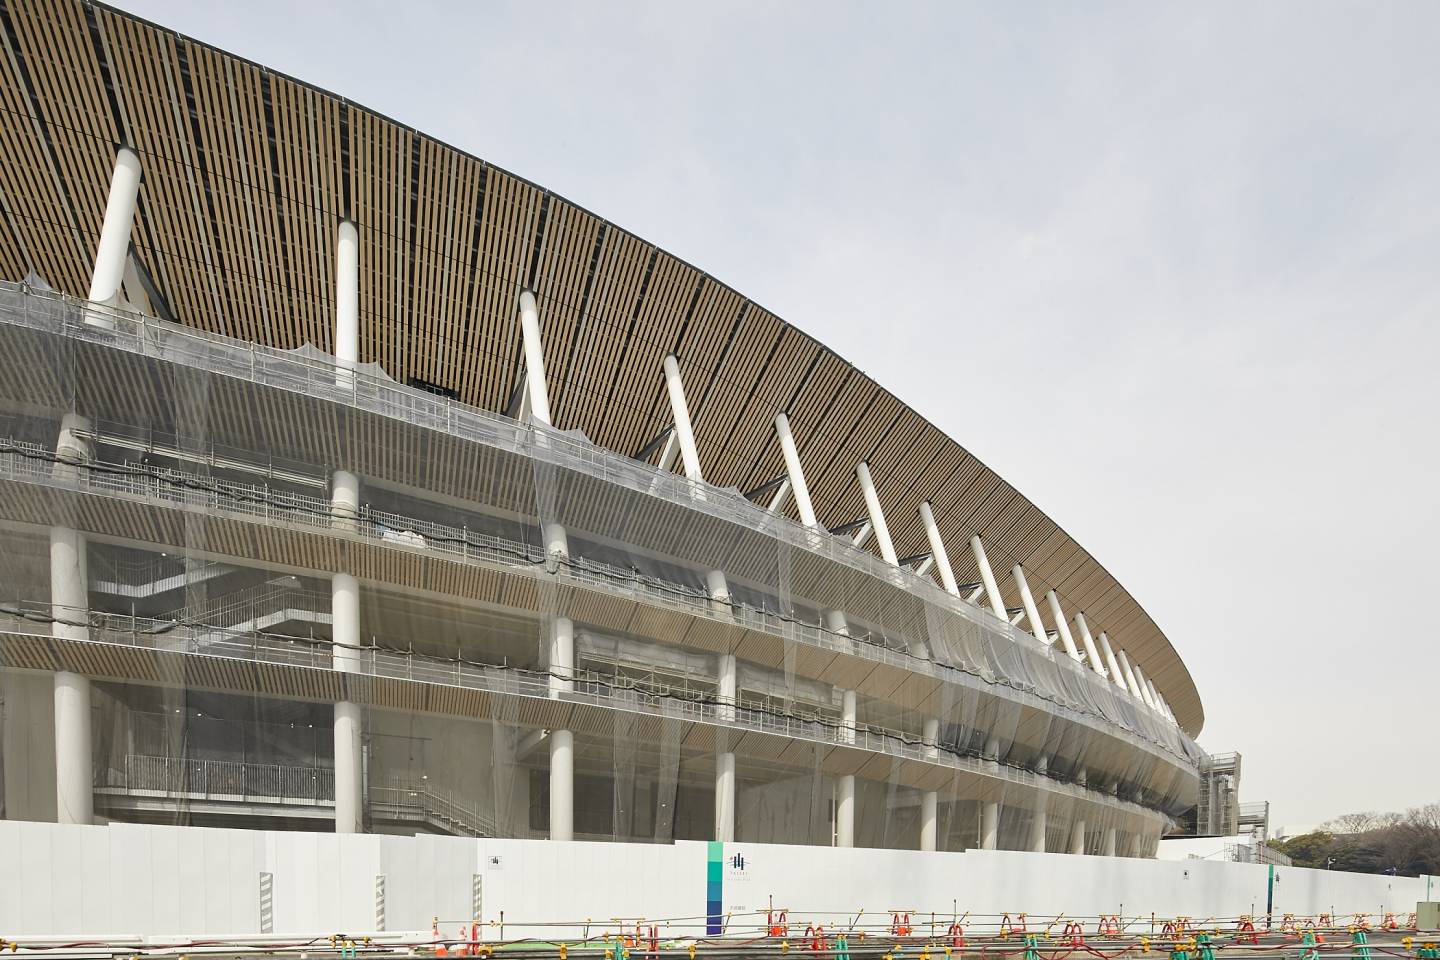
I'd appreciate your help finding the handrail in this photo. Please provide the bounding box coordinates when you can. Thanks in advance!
[0,283,1194,733]
[0,604,1179,824]
[0,435,1198,776]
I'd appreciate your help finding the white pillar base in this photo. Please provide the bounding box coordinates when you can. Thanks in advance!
[333,700,362,833]
[835,773,855,847]
[1030,807,1048,853]
[53,670,92,825]
[980,800,999,849]
[1103,826,1118,857]
[549,728,574,840]
[715,750,736,842]
[1071,818,1087,855]
[920,790,938,851]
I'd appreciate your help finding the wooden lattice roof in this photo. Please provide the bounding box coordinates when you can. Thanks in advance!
[0,0,1202,734]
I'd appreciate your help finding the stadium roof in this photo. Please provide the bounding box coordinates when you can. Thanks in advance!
[0,0,1203,734]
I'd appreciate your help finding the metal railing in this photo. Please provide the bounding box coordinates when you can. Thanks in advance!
[97,755,495,836]
[99,754,335,802]
[0,283,1170,684]
[2,605,1178,825]
[0,435,1198,775]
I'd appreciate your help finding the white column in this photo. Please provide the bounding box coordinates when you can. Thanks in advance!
[50,526,88,642]
[86,146,142,322]
[1012,566,1047,644]
[922,716,940,758]
[662,355,704,483]
[823,608,850,638]
[548,612,575,840]
[549,729,574,841]
[766,477,791,514]
[1115,649,1146,701]
[1071,818,1087,855]
[980,800,999,849]
[1030,802,1048,853]
[518,290,552,426]
[53,671,92,824]
[920,715,940,852]
[854,462,897,565]
[332,572,362,833]
[835,774,855,847]
[1072,612,1107,679]
[51,418,93,824]
[1045,590,1082,662]
[1097,631,1129,692]
[841,688,857,744]
[920,790,938,852]
[714,750,735,842]
[851,520,873,548]
[1135,668,1160,711]
[969,536,1006,619]
[716,651,737,841]
[548,617,575,697]
[334,220,359,387]
[717,653,737,721]
[331,468,360,527]
[773,413,818,528]
[919,502,959,595]
[836,686,857,846]
[1103,826,1118,857]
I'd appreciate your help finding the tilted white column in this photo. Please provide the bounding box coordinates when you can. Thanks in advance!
[840,688,857,744]
[1115,649,1146,701]
[334,220,358,387]
[919,502,959,596]
[1072,612,1107,679]
[1097,631,1129,692]
[766,477,791,514]
[851,520,872,548]
[715,652,736,841]
[663,355,703,483]
[1135,668,1160,711]
[517,291,552,426]
[332,571,363,834]
[969,536,1007,619]
[85,146,142,325]
[773,413,818,528]
[823,608,850,637]
[664,355,733,616]
[980,800,1000,850]
[1045,590,1082,662]
[548,615,575,841]
[854,462,897,565]
[1012,566,1047,644]
[1071,817,1087,855]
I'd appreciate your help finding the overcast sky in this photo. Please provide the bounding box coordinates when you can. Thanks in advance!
[115,0,1440,830]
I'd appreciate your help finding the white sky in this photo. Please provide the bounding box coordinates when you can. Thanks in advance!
[114,0,1440,829]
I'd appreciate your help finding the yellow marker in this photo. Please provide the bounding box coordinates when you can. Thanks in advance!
[560,946,569,960]
[688,945,697,959]
[1141,937,1151,954]
[781,942,790,953]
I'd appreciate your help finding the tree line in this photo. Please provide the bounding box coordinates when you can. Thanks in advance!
[1266,804,1440,876]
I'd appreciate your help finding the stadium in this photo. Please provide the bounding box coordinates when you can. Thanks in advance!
[0,0,1208,874]
[10,2,1439,945]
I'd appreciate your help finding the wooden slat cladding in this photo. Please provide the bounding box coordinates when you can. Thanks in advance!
[0,0,1201,733]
